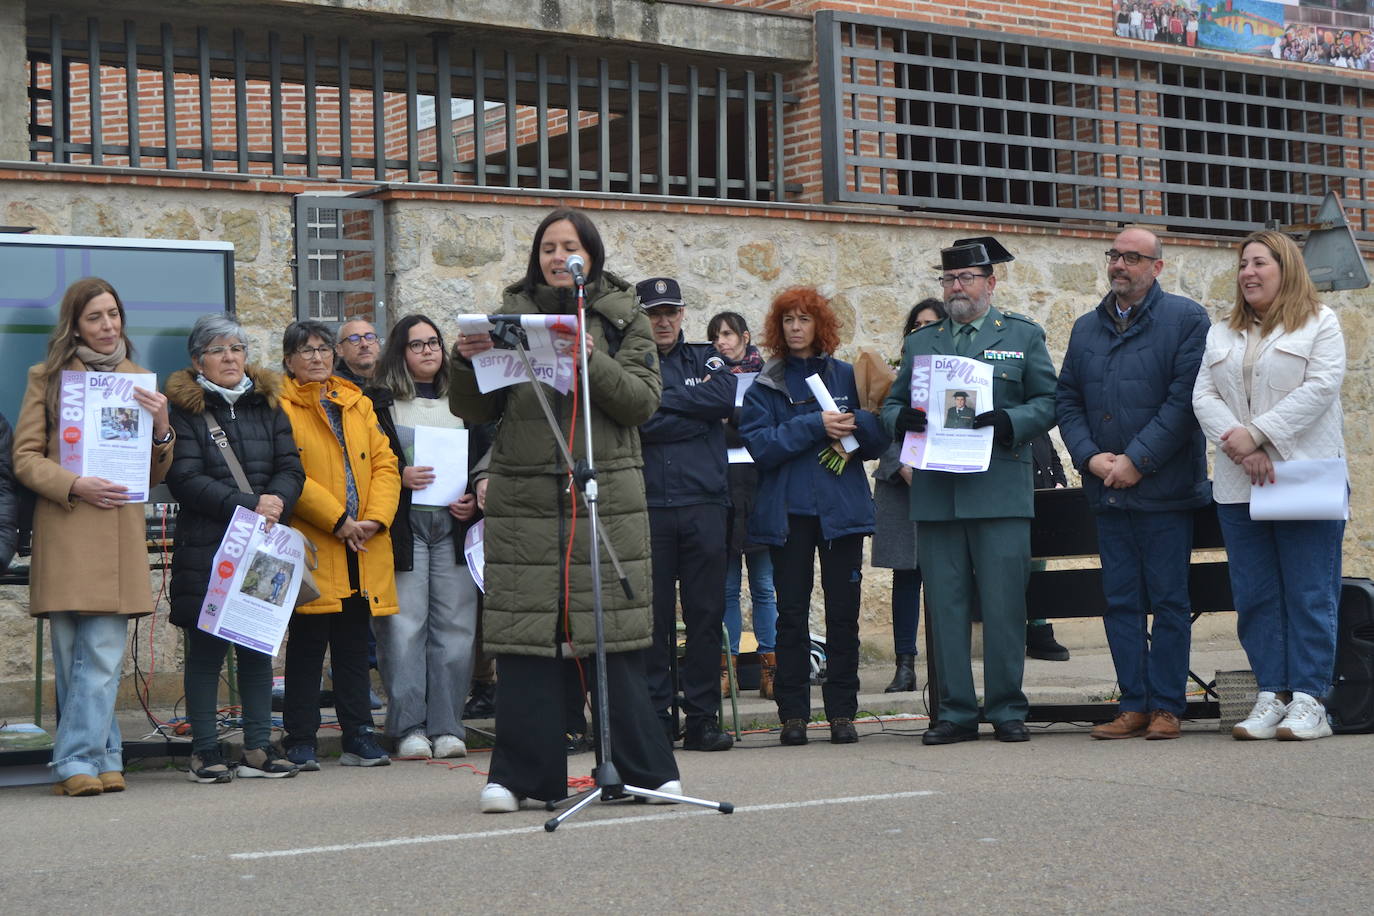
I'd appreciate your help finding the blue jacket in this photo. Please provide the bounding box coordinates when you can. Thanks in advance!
[640,334,736,508]
[1055,280,1212,513]
[739,353,886,546]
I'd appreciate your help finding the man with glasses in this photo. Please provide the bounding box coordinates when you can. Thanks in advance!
[336,319,381,384]
[637,277,738,752]
[1056,227,1211,740]
[882,236,1056,745]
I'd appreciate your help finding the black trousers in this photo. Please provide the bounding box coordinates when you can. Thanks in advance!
[646,503,728,723]
[283,595,374,746]
[490,651,678,803]
[770,515,864,723]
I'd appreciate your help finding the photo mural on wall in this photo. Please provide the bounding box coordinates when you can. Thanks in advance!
[1110,0,1374,69]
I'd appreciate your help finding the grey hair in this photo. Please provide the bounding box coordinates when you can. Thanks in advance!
[281,320,337,375]
[187,313,248,360]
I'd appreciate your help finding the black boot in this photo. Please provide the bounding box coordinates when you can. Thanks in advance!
[884,654,917,693]
[1026,622,1070,661]
[683,716,733,751]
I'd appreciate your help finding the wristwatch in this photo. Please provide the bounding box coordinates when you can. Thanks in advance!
[152,428,174,445]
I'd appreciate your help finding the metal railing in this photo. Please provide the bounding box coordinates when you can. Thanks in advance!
[27,14,798,201]
[817,11,1373,238]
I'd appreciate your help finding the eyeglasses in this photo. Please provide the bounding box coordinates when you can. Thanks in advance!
[938,272,988,287]
[341,332,379,345]
[203,344,247,357]
[406,337,443,353]
[1105,250,1158,265]
[295,345,334,359]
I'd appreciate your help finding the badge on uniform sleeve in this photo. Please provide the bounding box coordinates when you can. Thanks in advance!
[983,349,1024,360]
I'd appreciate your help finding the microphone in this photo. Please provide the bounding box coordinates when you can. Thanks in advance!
[565,254,587,286]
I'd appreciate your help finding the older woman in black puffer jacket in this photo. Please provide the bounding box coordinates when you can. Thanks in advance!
[166,314,305,784]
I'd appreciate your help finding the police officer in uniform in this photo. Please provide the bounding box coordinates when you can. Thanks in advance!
[638,277,738,751]
[882,237,1057,744]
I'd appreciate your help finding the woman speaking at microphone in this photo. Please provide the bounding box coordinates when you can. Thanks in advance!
[450,207,679,813]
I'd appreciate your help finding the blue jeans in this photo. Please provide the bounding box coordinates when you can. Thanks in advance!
[891,567,922,656]
[724,549,777,654]
[1216,504,1344,698]
[1096,510,1194,715]
[47,613,128,780]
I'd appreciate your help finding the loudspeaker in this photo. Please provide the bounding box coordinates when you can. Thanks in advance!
[1327,578,1374,734]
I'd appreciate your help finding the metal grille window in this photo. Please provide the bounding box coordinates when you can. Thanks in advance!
[27,15,798,201]
[293,196,384,326]
[817,11,1372,239]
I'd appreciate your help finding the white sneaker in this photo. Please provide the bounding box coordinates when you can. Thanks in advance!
[396,731,433,758]
[1276,692,1333,740]
[479,782,523,813]
[644,779,683,805]
[431,734,467,758]
[1232,691,1287,740]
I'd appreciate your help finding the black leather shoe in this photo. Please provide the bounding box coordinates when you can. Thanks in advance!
[994,720,1030,742]
[922,720,979,745]
[463,682,496,719]
[1026,623,1070,661]
[779,718,809,746]
[683,719,733,752]
[884,654,917,693]
[829,717,859,744]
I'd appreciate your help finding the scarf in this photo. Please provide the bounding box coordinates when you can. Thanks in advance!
[727,344,765,375]
[75,340,127,371]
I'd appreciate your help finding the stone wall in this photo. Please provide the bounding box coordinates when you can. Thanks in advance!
[2,178,1371,712]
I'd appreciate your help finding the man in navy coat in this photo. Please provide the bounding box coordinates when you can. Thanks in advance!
[1056,227,1211,740]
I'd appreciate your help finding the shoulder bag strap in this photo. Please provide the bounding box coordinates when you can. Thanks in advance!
[204,415,253,495]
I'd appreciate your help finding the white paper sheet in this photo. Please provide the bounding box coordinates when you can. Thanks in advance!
[464,519,485,593]
[411,426,469,507]
[1249,458,1349,520]
[57,370,156,501]
[898,354,994,474]
[734,372,758,407]
[727,447,753,464]
[804,373,861,453]
[457,313,578,394]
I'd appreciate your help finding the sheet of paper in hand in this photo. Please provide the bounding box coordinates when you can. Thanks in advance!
[898,355,994,473]
[57,370,157,501]
[457,313,578,394]
[464,519,485,593]
[197,506,309,655]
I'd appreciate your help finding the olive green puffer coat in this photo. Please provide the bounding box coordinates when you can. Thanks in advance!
[448,272,661,657]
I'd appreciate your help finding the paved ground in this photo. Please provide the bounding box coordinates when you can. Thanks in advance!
[5,639,1373,913]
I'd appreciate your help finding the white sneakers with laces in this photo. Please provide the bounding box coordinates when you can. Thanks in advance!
[396,731,433,759]
[432,734,467,758]
[1232,691,1288,740]
[1275,691,1333,741]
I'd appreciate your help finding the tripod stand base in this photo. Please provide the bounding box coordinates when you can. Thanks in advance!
[543,783,734,832]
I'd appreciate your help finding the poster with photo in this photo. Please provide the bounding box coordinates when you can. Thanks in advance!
[196,506,309,655]
[56,370,156,501]
[455,313,579,394]
[898,355,995,474]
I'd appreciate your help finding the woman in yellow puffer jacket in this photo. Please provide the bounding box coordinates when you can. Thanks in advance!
[278,319,400,770]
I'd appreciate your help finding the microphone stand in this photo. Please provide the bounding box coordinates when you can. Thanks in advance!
[539,270,732,832]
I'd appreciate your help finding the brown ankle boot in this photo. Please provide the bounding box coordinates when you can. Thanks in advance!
[720,654,735,697]
[758,652,777,699]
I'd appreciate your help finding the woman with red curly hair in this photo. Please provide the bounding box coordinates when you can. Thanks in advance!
[739,287,887,746]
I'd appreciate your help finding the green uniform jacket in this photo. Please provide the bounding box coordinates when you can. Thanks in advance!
[449,272,661,658]
[881,305,1057,520]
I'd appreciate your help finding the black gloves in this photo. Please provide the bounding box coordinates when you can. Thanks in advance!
[892,406,927,441]
[972,409,1013,444]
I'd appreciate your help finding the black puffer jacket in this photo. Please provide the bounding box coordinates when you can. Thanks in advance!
[366,384,492,571]
[0,411,17,572]
[165,367,305,627]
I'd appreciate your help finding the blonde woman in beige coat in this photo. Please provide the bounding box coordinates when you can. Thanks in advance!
[12,277,174,797]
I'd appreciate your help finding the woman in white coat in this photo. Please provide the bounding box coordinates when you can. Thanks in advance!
[1192,229,1346,741]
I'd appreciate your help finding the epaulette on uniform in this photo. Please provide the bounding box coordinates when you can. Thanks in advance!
[1001,311,1041,327]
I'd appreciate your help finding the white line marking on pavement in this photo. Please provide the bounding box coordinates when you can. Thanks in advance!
[229,790,937,860]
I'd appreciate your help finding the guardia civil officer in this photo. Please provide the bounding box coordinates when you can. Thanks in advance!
[881,238,1057,744]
